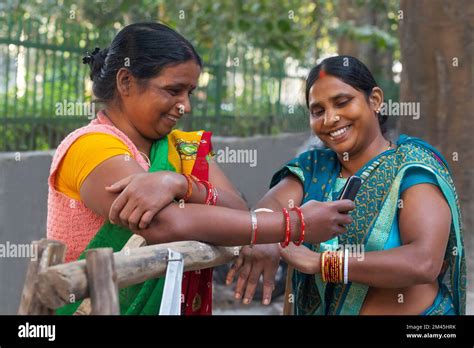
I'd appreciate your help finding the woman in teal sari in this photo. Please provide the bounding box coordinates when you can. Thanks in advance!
[229,56,466,315]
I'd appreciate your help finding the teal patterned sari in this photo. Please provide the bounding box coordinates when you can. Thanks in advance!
[271,134,466,315]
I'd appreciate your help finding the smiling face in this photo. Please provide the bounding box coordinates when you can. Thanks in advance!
[119,60,201,140]
[308,75,383,156]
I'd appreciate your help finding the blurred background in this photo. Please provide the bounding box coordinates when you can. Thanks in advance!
[0,0,472,314]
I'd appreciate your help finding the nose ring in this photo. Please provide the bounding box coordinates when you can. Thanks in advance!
[334,115,341,122]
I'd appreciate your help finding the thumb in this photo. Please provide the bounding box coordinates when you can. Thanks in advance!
[105,175,134,192]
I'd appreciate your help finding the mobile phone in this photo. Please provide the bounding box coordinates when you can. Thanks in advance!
[338,175,362,201]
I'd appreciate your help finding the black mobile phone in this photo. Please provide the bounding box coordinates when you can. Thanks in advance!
[338,175,362,201]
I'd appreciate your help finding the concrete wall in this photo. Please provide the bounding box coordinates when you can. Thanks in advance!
[0,151,54,314]
[0,133,309,314]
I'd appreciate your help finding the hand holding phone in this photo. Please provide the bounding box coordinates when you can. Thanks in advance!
[338,175,362,201]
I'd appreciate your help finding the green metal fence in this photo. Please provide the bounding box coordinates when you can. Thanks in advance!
[0,15,309,151]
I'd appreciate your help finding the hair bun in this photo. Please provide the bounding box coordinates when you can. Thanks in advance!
[83,47,109,81]
[82,47,101,65]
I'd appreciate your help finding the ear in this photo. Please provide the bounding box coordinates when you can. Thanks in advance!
[116,68,134,98]
[369,87,384,113]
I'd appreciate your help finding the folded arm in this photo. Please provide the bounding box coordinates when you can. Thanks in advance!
[281,183,452,288]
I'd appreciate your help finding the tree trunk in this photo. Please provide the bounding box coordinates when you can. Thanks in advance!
[337,0,372,59]
[399,0,473,310]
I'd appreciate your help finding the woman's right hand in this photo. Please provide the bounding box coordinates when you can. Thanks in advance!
[300,199,355,243]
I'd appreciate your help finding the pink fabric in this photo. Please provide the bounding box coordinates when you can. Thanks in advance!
[46,111,149,262]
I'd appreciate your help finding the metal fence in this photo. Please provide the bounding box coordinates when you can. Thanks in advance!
[0,15,310,151]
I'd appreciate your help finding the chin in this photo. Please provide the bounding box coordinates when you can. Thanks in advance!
[323,137,354,154]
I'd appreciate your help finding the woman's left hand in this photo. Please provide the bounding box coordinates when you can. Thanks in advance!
[106,171,186,230]
[279,243,321,274]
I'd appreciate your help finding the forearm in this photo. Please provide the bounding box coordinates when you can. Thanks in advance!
[255,195,288,211]
[317,244,441,288]
[136,203,297,246]
[183,177,248,211]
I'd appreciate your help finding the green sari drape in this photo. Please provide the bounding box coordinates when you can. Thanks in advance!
[271,134,466,315]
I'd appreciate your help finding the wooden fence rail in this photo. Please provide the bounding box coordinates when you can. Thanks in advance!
[18,237,239,315]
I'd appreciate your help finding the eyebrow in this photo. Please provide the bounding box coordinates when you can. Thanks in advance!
[309,93,353,109]
[162,82,196,90]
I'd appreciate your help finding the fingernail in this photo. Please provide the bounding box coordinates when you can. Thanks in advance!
[225,279,231,285]
[263,299,270,305]
[235,293,241,299]
[243,298,250,304]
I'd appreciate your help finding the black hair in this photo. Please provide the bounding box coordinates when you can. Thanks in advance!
[305,55,388,134]
[83,22,202,103]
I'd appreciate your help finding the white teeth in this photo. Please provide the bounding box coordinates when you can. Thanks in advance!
[166,115,178,123]
[330,126,350,137]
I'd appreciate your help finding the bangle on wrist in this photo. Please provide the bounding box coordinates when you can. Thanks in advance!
[344,248,349,284]
[198,179,218,205]
[249,210,258,247]
[182,174,193,201]
[280,208,291,248]
[290,206,305,246]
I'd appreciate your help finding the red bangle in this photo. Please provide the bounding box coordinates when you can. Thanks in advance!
[199,180,218,206]
[322,251,343,283]
[210,185,218,206]
[280,208,291,248]
[200,180,212,205]
[290,207,305,246]
[182,174,193,202]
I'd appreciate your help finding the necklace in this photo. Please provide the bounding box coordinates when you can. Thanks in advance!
[338,140,393,178]
[139,151,151,167]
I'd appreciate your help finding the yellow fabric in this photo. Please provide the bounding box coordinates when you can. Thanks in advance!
[56,129,207,201]
[55,133,132,201]
[168,129,206,175]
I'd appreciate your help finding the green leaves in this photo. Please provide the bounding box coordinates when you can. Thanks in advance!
[333,22,398,50]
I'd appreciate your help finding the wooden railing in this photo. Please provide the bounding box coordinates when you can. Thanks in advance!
[18,237,239,315]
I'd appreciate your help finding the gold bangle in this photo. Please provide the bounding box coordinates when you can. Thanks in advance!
[321,251,326,282]
[339,251,343,283]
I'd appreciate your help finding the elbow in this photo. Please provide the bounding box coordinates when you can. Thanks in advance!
[414,257,442,284]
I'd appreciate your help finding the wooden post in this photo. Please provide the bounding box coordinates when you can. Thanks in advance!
[86,248,120,315]
[74,234,146,315]
[18,239,66,315]
[283,265,294,315]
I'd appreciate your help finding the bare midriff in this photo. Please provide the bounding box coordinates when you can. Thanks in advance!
[359,281,439,315]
